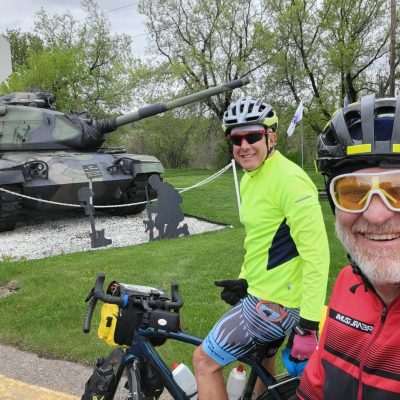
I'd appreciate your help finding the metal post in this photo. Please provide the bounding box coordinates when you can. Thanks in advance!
[389,0,397,96]
[231,159,241,213]
[301,121,304,168]
[88,179,96,234]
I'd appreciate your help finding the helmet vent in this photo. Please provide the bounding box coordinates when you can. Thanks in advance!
[324,129,339,146]
[225,118,236,124]
[377,106,395,115]
[345,110,360,125]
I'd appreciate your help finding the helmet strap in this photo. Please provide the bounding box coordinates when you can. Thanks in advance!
[325,176,336,215]
[265,130,277,158]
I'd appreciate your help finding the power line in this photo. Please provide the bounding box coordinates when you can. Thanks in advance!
[103,2,150,39]
[105,3,136,14]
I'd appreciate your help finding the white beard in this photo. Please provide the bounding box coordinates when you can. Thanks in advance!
[336,219,400,285]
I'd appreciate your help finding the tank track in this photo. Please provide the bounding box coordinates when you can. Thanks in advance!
[0,185,22,232]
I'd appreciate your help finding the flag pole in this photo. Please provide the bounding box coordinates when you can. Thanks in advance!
[301,119,304,168]
[287,100,304,162]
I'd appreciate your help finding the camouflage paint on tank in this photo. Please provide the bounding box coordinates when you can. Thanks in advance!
[0,77,249,230]
[0,104,105,150]
[0,150,163,206]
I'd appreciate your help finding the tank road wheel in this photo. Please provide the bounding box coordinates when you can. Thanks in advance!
[109,174,159,216]
[0,185,22,232]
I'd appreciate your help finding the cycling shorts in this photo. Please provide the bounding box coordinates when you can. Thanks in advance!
[202,294,300,366]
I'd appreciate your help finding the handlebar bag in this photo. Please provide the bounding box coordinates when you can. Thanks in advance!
[98,303,119,347]
[148,309,180,332]
[97,302,144,347]
[114,302,144,346]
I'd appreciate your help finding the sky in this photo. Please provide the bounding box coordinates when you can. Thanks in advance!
[0,0,150,56]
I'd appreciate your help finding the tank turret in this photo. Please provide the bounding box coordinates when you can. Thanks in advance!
[0,91,56,109]
[0,78,249,231]
[0,78,249,151]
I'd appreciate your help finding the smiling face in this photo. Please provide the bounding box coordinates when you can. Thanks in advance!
[335,167,400,284]
[230,125,277,171]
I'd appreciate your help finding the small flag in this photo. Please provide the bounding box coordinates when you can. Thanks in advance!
[287,101,304,137]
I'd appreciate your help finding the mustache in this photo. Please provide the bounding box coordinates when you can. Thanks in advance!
[351,220,400,235]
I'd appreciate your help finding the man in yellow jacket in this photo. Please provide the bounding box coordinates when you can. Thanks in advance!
[193,96,330,399]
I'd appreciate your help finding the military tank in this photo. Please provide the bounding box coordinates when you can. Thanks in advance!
[0,78,248,231]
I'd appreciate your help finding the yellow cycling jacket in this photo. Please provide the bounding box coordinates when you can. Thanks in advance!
[238,151,330,325]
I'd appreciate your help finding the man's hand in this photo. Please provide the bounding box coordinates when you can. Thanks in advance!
[214,279,248,306]
[290,327,318,360]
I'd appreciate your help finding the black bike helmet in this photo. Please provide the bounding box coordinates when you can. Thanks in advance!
[316,94,400,178]
[222,96,278,134]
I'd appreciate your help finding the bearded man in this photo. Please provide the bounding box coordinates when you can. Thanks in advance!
[297,94,400,399]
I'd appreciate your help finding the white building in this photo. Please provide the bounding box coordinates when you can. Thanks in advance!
[0,35,12,83]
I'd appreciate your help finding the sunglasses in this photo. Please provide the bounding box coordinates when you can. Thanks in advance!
[229,130,266,146]
[330,170,400,213]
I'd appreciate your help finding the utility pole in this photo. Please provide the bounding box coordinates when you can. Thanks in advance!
[389,0,397,96]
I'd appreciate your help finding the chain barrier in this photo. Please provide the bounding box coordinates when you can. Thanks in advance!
[0,163,233,209]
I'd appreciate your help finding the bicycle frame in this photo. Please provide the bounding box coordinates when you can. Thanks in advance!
[83,274,299,400]
[109,326,298,400]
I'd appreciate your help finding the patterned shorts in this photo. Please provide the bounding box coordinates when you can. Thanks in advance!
[202,294,300,366]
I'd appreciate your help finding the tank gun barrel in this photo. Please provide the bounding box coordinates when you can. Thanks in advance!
[98,77,249,133]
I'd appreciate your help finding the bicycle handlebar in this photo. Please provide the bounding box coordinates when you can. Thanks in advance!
[94,273,125,305]
[83,272,184,334]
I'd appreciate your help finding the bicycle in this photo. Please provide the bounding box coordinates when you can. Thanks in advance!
[82,273,299,400]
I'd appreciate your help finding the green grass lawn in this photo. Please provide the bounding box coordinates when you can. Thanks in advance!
[0,168,347,369]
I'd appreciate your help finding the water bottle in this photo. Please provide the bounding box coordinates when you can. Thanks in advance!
[226,364,247,400]
[172,362,198,399]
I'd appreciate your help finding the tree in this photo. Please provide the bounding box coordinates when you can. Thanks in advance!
[323,0,388,101]
[5,29,44,70]
[261,0,390,136]
[3,47,85,111]
[138,0,392,138]
[126,110,223,168]
[1,0,139,116]
[388,0,397,96]
[138,0,274,118]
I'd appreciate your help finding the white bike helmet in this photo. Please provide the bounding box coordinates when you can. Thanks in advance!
[222,96,278,134]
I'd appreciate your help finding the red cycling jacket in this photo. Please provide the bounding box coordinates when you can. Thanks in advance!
[297,265,400,400]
